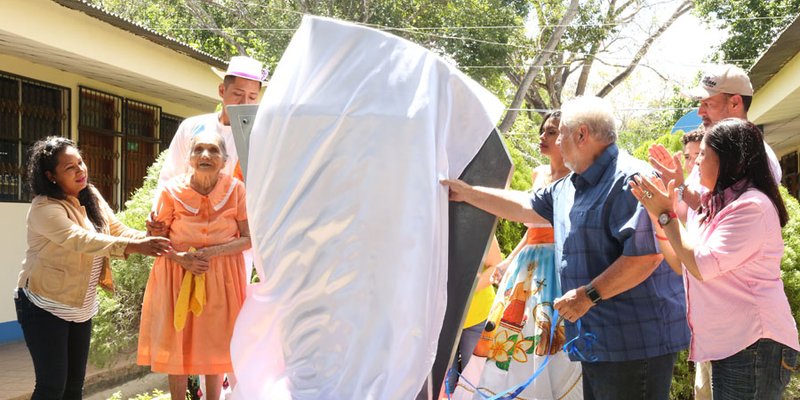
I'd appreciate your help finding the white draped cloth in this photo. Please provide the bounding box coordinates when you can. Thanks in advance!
[230,16,503,399]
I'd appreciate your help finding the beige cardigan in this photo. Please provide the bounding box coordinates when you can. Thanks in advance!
[17,188,145,308]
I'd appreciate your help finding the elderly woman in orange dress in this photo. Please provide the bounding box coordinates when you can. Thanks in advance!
[137,130,251,400]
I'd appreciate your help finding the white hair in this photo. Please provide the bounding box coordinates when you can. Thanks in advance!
[560,96,617,144]
[189,131,229,162]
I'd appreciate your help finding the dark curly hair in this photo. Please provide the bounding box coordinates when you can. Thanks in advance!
[26,136,106,232]
[680,127,705,146]
[700,119,788,227]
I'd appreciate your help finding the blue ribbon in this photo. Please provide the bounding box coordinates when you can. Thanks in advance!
[562,319,599,362]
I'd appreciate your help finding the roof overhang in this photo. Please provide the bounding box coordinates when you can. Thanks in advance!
[748,14,800,154]
[0,0,225,111]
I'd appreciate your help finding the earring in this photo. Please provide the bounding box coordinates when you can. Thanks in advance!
[51,181,56,184]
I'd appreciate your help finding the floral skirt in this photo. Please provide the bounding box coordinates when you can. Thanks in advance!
[452,228,582,400]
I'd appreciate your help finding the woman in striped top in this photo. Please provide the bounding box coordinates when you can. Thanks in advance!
[14,137,171,400]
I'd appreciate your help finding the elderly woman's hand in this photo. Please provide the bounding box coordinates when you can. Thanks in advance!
[170,251,211,274]
[630,174,674,219]
[125,237,171,257]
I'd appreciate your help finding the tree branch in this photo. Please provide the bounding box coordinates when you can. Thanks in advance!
[596,0,693,97]
[497,0,580,133]
[184,0,247,55]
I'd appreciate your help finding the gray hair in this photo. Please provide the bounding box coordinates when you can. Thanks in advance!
[189,131,229,162]
[559,96,617,144]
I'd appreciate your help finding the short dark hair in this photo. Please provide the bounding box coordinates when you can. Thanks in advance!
[722,93,752,112]
[681,127,705,146]
[700,118,787,226]
[223,75,262,89]
[26,136,106,231]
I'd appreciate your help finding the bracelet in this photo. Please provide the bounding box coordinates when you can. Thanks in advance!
[655,234,668,241]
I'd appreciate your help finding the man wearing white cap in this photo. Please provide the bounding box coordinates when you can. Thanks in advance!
[648,64,783,400]
[155,55,267,193]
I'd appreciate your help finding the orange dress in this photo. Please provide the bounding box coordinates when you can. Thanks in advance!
[137,174,247,375]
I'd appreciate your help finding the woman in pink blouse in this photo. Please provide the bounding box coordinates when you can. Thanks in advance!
[631,118,799,400]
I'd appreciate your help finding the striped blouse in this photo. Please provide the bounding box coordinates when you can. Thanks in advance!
[24,256,103,323]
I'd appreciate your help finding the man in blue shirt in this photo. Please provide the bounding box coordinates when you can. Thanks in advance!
[443,96,688,399]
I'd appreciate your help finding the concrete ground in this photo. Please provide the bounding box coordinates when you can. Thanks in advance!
[85,373,169,400]
[0,340,165,400]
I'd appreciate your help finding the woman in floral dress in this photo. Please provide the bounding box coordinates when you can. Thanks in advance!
[453,111,582,400]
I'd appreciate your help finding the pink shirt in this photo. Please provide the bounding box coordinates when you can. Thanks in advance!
[685,189,799,362]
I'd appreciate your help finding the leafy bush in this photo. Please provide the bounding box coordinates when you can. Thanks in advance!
[780,186,800,398]
[631,129,684,161]
[89,152,166,366]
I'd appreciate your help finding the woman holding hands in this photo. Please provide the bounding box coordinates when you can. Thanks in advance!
[15,136,170,400]
[631,118,799,399]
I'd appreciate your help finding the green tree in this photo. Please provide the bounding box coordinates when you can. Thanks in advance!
[693,0,800,68]
[498,0,693,132]
[90,0,526,85]
[87,1,704,251]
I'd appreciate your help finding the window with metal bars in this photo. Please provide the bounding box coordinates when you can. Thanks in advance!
[123,99,159,205]
[78,87,123,209]
[79,87,180,210]
[0,72,70,202]
[160,113,182,150]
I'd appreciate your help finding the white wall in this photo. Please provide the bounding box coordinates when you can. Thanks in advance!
[0,203,32,324]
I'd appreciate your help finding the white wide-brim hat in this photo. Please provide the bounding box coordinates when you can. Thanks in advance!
[212,55,269,82]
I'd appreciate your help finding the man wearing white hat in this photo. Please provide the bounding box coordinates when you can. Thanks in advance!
[155,55,268,193]
[648,63,783,400]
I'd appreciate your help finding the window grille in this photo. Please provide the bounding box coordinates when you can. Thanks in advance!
[123,99,160,204]
[0,72,69,202]
[160,113,183,150]
[79,87,122,209]
[78,87,178,209]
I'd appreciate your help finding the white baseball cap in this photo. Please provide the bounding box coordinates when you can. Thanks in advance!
[212,56,269,82]
[684,64,753,101]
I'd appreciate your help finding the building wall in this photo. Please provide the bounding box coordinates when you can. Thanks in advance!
[1,0,221,110]
[0,54,212,343]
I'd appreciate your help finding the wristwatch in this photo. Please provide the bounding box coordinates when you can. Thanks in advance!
[676,183,687,203]
[658,211,678,227]
[584,282,603,304]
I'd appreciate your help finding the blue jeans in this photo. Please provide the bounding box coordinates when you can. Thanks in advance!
[14,290,92,400]
[581,352,677,400]
[711,338,798,400]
